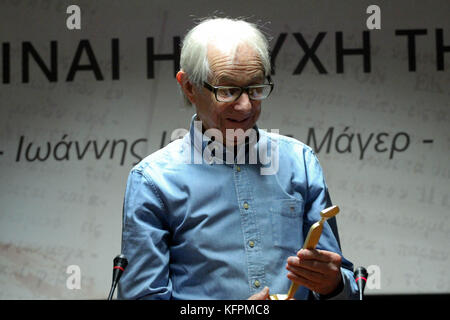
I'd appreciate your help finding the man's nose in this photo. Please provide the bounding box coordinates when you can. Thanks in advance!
[233,91,252,112]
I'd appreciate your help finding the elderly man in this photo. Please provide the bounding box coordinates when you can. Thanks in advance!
[118,17,358,300]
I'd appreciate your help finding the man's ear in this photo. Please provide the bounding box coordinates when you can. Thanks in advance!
[176,71,196,104]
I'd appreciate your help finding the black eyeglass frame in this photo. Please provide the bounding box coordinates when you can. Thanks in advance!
[203,76,274,102]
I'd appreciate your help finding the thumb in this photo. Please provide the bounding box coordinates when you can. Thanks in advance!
[248,286,270,300]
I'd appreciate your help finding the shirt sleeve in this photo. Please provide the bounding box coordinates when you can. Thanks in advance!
[302,147,359,300]
[117,169,172,300]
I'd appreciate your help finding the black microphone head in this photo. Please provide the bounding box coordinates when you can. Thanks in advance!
[354,266,368,299]
[111,254,128,284]
[354,266,368,279]
[108,254,128,300]
[113,254,128,269]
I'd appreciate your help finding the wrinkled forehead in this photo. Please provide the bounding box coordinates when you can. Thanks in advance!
[206,42,265,81]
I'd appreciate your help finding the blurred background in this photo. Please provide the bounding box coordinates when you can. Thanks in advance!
[0,0,448,299]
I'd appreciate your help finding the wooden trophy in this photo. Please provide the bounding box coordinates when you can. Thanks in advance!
[269,205,340,300]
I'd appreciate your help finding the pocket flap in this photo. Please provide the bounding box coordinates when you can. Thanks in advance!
[269,198,304,218]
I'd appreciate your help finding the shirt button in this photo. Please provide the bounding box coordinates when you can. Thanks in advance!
[254,280,261,288]
[236,166,241,172]
[248,240,255,248]
[243,202,249,210]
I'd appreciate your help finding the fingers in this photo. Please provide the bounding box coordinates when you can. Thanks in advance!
[248,286,270,300]
[287,256,325,274]
[286,249,343,295]
[295,249,342,272]
[287,258,341,276]
[297,248,341,264]
[286,267,341,295]
[286,258,326,282]
[286,270,320,291]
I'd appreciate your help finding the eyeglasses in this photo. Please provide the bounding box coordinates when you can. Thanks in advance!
[203,77,274,103]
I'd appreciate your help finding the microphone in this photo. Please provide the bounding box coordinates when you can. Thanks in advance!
[354,266,368,300]
[107,254,128,300]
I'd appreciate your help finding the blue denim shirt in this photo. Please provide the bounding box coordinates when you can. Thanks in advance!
[118,115,358,300]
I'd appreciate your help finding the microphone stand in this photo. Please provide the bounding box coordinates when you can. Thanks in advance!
[108,281,118,300]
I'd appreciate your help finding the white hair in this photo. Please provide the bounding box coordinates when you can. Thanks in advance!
[179,17,271,104]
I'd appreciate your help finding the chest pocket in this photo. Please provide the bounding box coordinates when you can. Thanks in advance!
[270,198,304,254]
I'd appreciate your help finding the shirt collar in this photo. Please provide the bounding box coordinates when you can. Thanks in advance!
[187,114,262,166]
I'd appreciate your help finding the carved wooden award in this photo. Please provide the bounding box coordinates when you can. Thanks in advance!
[269,205,340,300]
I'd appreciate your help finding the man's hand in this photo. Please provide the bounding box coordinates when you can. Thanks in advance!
[248,286,270,300]
[286,248,342,295]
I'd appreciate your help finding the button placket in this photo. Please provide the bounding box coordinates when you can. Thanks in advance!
[233,165,265,294]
